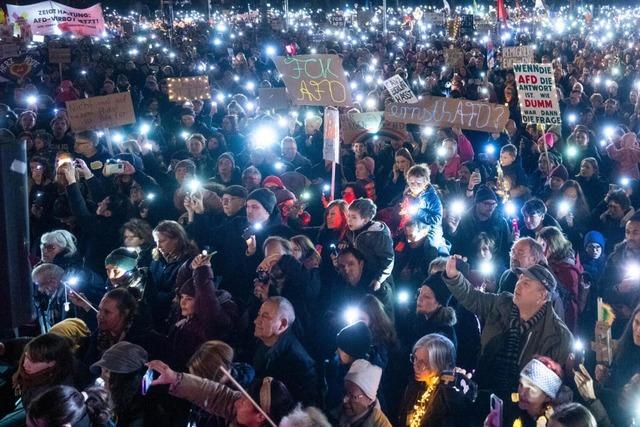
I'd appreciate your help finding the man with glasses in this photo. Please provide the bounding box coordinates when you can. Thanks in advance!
[518,198,561,239]
[452,185,512,266]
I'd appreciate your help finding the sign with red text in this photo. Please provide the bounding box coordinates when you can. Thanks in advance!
[513,63,561,125]
[7,2,105,37]
[384,96,509,133]
[66,92,135,131]
[274,55,352,107]
[323,107,340,163]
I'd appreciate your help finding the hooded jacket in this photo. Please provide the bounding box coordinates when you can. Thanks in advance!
[346,221,395,286]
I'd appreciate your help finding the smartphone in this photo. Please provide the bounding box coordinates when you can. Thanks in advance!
[242,226,253,241]
[490,394,503,427]
[141,368,154,395]
[201,250,216,261]
[105,162,125,175]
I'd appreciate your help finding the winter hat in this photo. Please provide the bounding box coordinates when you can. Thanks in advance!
[50,318,90,340]
[572,125,589,136]
[519,358,562,399]
[217,152,236,168]
[248,188,277,215]
[262,175,285,189]
[336,321,372,359]
[222,185,248,199]
[275,188,296,205]
[584,231,605,251]
[179,278,196,297]
[550,165,569,181]
[104,247,139,272]
[180,107,195,117]
[90,341,148,374]
[358,157,375,176]
[514,264,557,292]
[474,185,498,204]
[175,159,197,176]
[344,359,382,401]
[422,272,451,305]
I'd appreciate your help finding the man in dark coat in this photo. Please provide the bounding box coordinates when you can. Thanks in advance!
[253,296,319,405]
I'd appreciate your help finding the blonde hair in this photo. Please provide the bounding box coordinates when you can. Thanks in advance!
[187,341,234,381]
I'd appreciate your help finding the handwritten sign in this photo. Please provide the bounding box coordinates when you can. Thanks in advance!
[384,96,510,133]
[49,47,71,64]
[258,87,291,110]
[330,15,345,27]
[444,48,464,69]
[0,42,19,59]
[167,76,211,102]
[0,54,42,82]
[501,46,535,69]
[383,75,418,104]
[66,92,136,132]
[340,112,409,145]
[323,108,340,163]
[459,14,474,36]
[274,54,352,107]
[513,63,561,125]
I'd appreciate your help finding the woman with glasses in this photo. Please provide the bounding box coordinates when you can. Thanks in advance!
[398,334,476,427]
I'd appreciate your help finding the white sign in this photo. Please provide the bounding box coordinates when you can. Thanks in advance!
[383,75,418,104]
[513,63,561,125]
[502,45,535,69]
[7,1,105,37]
[323,108,340,163]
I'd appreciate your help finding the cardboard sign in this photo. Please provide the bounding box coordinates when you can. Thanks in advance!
[501,46,535,69]
[425,12,445,27]
[0,54,42,82]
[383,75,418,104]
[167,76,211,102]
[513,63,561,125]
[49,47,71,64]
[66,92,136,132]
[444,48,464,69]
[330,15,345,27]
[7,1,105,37]
[258,87,291,110]
[384,96,510,133]
[323,108,340,163]
[0,42,19,59]
[274,55,352,107]
[340,112,409,145]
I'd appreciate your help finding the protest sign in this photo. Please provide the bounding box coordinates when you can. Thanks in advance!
[384,96,510,133]
[424,12,445,27]
[66,92,136,132]
[330,15,345,27]
[501,46,535,69]
[7,2,105,37]
[258,87,291,110]
[167,76,211,102]
[49,47,71,64]
[0,54,43,82]
[340,112,409,145]
[459,14,474,36]
[513,63,561,125]
[274,55,352,107]
[444,48,464,69]
[383,75,418,104]
[0,43,20,59]
[323,108,340,163]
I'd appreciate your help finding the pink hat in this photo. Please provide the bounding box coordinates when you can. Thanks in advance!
[262,175,285,189]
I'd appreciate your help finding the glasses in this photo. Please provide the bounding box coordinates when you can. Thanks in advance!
[343,393,366,402]
[222,196,242,204]
[410,353,429,371]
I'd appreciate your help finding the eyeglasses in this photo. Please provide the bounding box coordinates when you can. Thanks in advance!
[222,196,242,204]
[343,393,366,402]
[410,353,429,371]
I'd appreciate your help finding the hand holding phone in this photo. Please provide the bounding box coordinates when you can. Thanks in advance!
[141,368,154,395]
[489,394,503,427]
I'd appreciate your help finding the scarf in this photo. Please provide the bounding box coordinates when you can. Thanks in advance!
[96,321,132,356]
[13,364,59,396]
[494,303,548,392]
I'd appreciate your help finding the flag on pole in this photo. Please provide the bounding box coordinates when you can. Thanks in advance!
[534,0,546,10]
[497,0,509,23]
[443,0,451,14]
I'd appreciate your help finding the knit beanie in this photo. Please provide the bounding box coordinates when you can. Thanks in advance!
[104,247,139,272]
[358,157,375,176]
[474,185,498,204]
[275,188,296,205]
[175,159,197,176]
[344,359,382,401]
[217,152,236,168]
[263,175,285,189]
[550,165,569,181]
[422,272,451,305]
[584,231,605,251]
[222,185,248,199]
[520,358,562,399]
[50,318,90,340]
[248,188,277,215]
[179,278,196,297]
[336,321,372,359]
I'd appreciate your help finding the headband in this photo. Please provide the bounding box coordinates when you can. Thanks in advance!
[259,377,273,416]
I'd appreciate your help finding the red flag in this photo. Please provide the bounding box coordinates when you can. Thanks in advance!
[497,0,509,23]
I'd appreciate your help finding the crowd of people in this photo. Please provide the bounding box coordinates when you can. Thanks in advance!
[1,2,640,426]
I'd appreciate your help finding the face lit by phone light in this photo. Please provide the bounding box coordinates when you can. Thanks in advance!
[180,290,196,318]
[626,220,640,251]
[517,376,550,418]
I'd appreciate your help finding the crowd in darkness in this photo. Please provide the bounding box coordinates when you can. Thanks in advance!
[1,3,640,426]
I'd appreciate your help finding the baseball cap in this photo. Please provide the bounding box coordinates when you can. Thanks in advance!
[514,265,557,292]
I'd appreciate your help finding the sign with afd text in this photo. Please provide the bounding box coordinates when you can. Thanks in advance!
[274,55,352,107]
[384,96,510,133]
[513,63,561,125]
[66,92,136,131]
[501,46,535,69]
[7,2,105,37]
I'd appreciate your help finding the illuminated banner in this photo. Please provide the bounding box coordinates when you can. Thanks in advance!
[167,76,211,102]
[513,63,561,125]
[384,96,510,133]
[274,54,352,107]
[7,2,105,37]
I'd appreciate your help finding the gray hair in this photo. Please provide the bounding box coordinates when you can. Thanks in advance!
[40,230,78,256]
[281,136,297,148]
[268,296,296,326]
[512,237,547,265]
[412,334,456,374]
[279,405,331,427]
[32,263,65,282]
